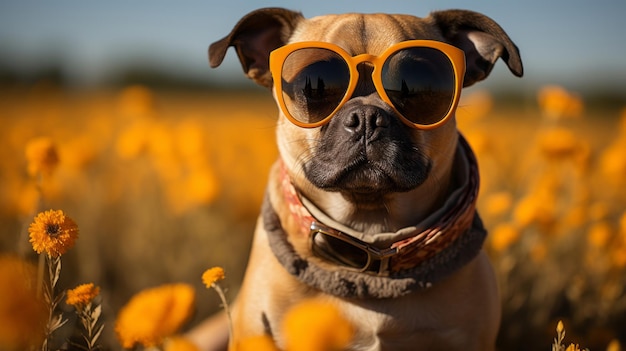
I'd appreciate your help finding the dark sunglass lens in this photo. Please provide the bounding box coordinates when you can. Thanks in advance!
[281,48,350,125]
[311,232,369,269]
[382,47,456,126]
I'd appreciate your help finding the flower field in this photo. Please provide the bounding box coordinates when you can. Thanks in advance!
[0,83,624,350]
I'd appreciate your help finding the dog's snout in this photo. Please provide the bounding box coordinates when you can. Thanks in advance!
[343,105,390,139]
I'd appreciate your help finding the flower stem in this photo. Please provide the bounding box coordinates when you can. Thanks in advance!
[41,255,66,351]
[77,301,104,351]
[212,283,233,350]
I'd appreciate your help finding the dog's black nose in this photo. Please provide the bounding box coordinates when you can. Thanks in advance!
[343,105,390,140]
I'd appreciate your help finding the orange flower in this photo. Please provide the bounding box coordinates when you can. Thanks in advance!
[490,222,520,253]
[483,191,513,218]
[565,344,582,351]
[537,127,581,160]
[556,320,564,334]
[606,339,622,351]
[537,85,583,120]
[599,139,626,185]
[233,335,279,351]
[185,167,220,207]
[115,120,150,160]
[28,209,79,257]
[587,221,612,249]
[282,299,353,351]
[115,284,195,349]
[66,283,100,308]
[25,137,59,177]
[0,255,47,350]
[202,267,225,288]
[164,336,201,351]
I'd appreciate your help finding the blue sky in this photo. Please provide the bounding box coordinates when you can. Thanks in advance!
[1,0,625,93]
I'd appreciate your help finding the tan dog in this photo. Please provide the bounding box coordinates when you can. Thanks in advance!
[190,7,522,351]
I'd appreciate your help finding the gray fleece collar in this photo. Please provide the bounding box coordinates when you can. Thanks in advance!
[263,193,486,299]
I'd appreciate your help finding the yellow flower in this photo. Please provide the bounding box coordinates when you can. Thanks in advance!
[164,336,201,351]
[202,267,225,288]
[115,283,195,349]
[282,299,353,351]
[234,335,279,351]
[25,136,59,177]
[556,320,564,334]
[0,255,47,350]
[490,222,520,253]
[115,120,150,160]
[537,127,581,160]
[513,193,556,230]
[28,209,79,257]
[606,339,622,351]
[587,221,612,249]
[537,85,583,120]
[599,140,626,186]
[185,167,220,206]
[483,191,513,218]
[565,344,582,351]
[66,283,100,308]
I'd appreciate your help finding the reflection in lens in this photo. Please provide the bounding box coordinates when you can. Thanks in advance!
[281,48,350,125]
[311,232,369,269]
[382,47,455,126]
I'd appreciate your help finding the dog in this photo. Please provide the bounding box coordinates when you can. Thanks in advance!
[189,7,522,351]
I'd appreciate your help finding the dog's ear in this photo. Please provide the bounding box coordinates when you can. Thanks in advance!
[209,7,303,88]
[429,9,523,87]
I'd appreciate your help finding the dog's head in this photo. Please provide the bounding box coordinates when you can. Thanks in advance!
[209,8,522,231]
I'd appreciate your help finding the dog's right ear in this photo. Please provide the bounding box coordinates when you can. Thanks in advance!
[209,8,303,88]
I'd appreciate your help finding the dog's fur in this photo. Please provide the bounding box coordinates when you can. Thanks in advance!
[189,8,522,351]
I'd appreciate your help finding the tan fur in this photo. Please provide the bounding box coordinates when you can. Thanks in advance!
[192,8,523,350]
[226,165,500,351]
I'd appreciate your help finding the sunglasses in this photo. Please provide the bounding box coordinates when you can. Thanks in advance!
[310,221,399,275]
[270,40,465,129]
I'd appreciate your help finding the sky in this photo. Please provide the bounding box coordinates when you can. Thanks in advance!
[1,0,625,94]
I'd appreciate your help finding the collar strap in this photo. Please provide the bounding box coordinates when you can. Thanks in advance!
[280,134,480,274]
[263,190,487,299]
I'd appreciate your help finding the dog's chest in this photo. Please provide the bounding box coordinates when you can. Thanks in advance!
[333,293,466,351]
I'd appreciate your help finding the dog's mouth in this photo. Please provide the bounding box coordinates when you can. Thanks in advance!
[327,158,430,193]
[303,137,431,196]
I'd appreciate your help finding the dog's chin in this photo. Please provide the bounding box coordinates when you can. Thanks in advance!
[304,158,431,201]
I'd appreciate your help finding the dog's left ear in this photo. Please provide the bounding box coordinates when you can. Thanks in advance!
[429,9,523,87]
[209,7,304,88]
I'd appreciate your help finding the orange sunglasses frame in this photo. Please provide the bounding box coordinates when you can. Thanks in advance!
[270,40,466,129]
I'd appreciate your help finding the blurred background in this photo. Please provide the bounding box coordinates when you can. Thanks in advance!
[1,1,625,350]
